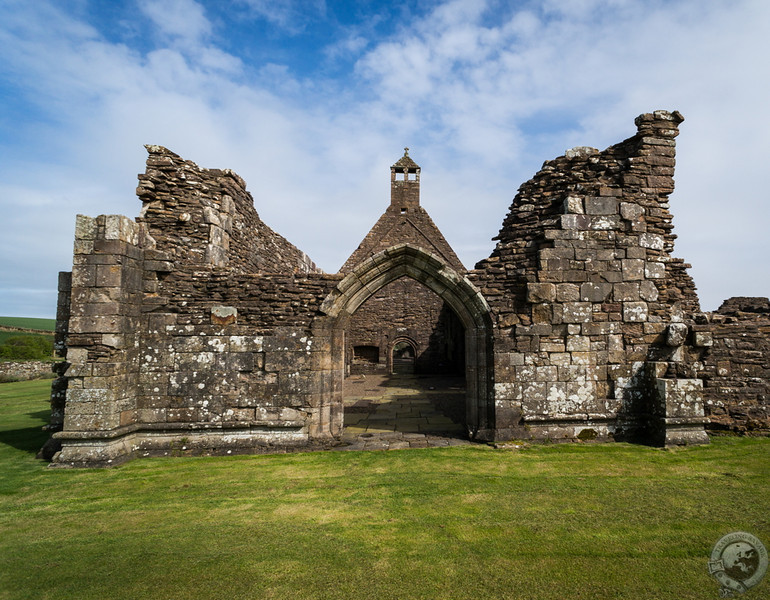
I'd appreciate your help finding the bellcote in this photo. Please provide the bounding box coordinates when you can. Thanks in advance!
[390,148,420,212]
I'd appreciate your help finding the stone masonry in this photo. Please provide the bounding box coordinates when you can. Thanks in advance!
[41,111,769,467]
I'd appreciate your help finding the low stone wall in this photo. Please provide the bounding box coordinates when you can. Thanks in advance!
[0,360,55,382]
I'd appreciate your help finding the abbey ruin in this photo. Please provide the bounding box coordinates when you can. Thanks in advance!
[42,110,770,467]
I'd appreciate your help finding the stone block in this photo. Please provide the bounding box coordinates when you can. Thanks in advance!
[532,303,553,323]
[103,215,139,244]
[95,264,123,288]
[560,214,590,230]
[588,215,621,230]
[562,302,592,323]
[227,352,255,372]
[563,196,584,214]
[620,202,644,220]
[540,342,565,353]
[584,197,617,215]
[580,282,612,302]
[638,234,663,252]
[536,366,558,381]
[639,280,659,301]
[202,206,221,226]
[71,265,96,288]
[527,283,556,303]
[69,316,122,334]
[644,262,666,279]
[693,331,713,347]
[621,259,645,281]
[229,336,264,352]
[75,214,97,241]
[613,282,640,302]
[566,336,590,352]
[654,378,704,417]
[623,302,648,322]
[556,283,580,302]
[550,352,571,367]
[264,351,308,372]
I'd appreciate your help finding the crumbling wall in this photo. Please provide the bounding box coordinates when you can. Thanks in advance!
[49,150,341,467]
[471,110,706,444]
[136,145,317,274]
[697,297,770,433]
[48,110,770,466]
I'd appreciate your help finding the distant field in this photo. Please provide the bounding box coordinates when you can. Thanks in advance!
[0,380,768,600]
[0,316,56,331]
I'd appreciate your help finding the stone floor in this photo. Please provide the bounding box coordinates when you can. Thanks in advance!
[336,372,473,451]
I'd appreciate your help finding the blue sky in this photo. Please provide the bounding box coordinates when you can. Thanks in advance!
[1,0,769,317]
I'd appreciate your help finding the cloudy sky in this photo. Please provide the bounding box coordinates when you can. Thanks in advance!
[1,0,768,318]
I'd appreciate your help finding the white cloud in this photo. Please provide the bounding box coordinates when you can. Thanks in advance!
[1,0,769,317]
[138,0,212,44]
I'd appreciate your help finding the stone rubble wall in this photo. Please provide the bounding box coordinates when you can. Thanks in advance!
[0,360,55,381]
[697,297,770,433]
[470,110,707,444]
[136,145,318,275]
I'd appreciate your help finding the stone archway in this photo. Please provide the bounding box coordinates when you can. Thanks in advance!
[391,337,418,374]
[319,244,494,440]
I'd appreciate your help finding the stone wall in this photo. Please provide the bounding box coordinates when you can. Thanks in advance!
[346,277,464,375]
[0,360,55,381]
[48,150,342,466]
[470,110,707,444]
[698,297,770,433]
[137,145,318,274]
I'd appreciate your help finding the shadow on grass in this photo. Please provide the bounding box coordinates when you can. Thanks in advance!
[0,409,51,455]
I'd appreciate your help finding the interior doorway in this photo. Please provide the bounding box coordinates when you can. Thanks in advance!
[392,340,416,374]
[320,244,494,443]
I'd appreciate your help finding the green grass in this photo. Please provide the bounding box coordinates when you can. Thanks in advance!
[1,380,768,600]
[0,316,56,331]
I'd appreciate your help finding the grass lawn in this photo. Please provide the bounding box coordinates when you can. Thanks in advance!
[0,380,768,600]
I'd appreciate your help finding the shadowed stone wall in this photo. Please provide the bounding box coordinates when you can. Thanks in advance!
[346,277,464,375]
[698,297,770,433]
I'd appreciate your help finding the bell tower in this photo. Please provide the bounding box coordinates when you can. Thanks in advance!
[390,148,420,213]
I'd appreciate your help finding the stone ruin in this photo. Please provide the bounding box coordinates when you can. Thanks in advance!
[41,110,770,467]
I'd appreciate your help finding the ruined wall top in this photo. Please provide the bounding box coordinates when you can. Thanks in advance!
[136,145,319,275]
[474,109,699,317]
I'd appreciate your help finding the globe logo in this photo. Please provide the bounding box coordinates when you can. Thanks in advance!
[709,532,767,597]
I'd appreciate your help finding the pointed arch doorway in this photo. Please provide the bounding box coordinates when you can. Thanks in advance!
[319,244,494,442]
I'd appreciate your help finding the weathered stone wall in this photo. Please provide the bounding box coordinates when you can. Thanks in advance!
[470,111,706,444]
[49,152,342,466]
[137,145,318,274]
[346,277,464,374]
[698,297,770,433]
[0,360,55,381]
